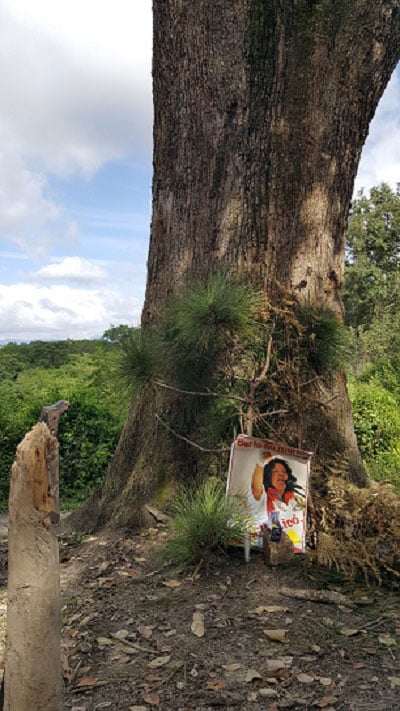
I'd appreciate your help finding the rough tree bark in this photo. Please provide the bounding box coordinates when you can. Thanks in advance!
[70,0,400,531]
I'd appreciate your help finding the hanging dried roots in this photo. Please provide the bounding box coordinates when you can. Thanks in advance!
[311,466,400,584]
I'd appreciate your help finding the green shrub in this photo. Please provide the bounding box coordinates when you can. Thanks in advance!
[58,397,122,505]
[163,478,250,566]
[349,380,400,490]
[0,345,126,509]
[359,355,400,398]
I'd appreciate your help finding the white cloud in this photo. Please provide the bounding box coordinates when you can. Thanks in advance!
[355,69,400,193]
[1,0,150,74]
[0,0,152,175]
[0,141,70,257]
[0,0,152,256]
[0,282,141,341]
[29,257,107,284]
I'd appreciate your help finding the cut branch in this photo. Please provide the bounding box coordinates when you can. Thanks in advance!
[245,335,273,436]
[257,409,289,418]
[155,414,230,453]
[152,380,246,402]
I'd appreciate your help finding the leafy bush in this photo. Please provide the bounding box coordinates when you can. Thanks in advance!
[348,380,400,490]
[359,355,400,398]
[114,277,351,470]
[58,397,122,505]
[0,343,127,508]
[163,479,250,566]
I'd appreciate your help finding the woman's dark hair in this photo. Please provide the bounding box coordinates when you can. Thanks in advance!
[263,457,303,495]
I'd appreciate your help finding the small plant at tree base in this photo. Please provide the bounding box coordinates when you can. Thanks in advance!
[163,478,250,567]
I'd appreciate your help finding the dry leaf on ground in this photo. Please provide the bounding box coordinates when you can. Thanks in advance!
[312,696,338,708]
[266,658,292,671]
[96,637,114,647]
[253,605,289,614]
[206,679,225,690]
[340,628,360,637]
[141,691,160,705]
[191,611,205,637]
[297,673,314,684]
[379,635,396,646]
[147,655,171,669]
[138,625,153,639]
[113,629,129,640]
[259,688,279,698]
[162,579,182,588]
[145,673,162,683]
[76,676,98,687]
[222,663,242,672]
[245,668,262,682]
[263,628,288,643]
[319,677,332,686]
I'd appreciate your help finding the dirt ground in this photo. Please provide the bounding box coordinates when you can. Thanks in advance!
[0,519,399,711]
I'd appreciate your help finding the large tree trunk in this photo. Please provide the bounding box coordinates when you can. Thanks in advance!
[69,1,400,531]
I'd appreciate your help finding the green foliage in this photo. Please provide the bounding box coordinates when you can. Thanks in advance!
[0,339,103,373]
[102,324,135,345]
[58,396,122,504]
[347,183,400,274]
[344,183,400,489]
[118,328,158,393]
[161,273,262,390]
[359,356,400,399]
[163,479,250,566]
[344,183,400,339]
[348,380,400,490]
[0,340,127,508]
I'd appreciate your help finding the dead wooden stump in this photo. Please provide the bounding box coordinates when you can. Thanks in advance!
[4,415,66,711]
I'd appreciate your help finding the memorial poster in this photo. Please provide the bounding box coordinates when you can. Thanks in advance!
[226,435,312,552]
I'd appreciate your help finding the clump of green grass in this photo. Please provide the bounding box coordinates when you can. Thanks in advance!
[296,304,348,375]
[161,272,262,390]
[163,478,250,566]
[118,328,158,392]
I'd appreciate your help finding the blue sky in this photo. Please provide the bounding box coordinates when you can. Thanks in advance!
[0,0,399,343]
